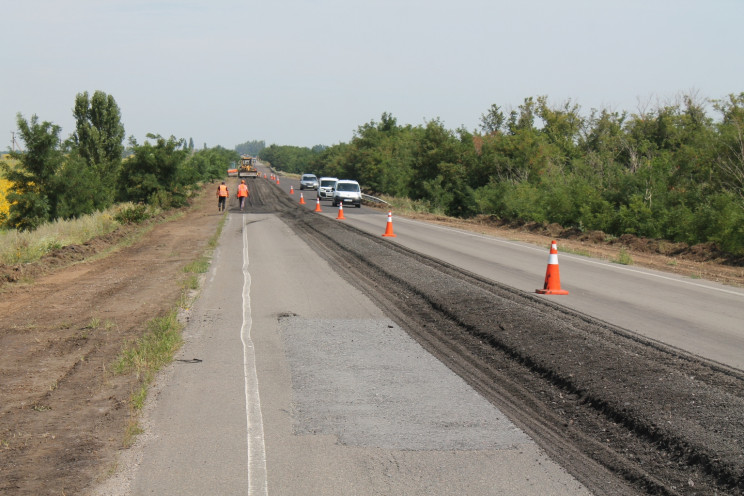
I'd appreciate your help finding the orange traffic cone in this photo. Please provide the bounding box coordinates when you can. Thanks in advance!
[382,210,396,237]
[290,185,294,194]
[336,202,345,220]
[314,197,322,212]
[299,192,306,204]
[276,177,280,185]
[536,240,569,295]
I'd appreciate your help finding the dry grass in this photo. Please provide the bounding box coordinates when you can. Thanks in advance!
[0,205,138,264]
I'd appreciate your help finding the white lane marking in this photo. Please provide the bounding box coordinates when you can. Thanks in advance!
[241,214,268,495]
[392,217,744,298]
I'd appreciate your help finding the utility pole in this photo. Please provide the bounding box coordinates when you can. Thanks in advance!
[10,131,21,153]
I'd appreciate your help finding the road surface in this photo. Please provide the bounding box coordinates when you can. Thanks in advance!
[98,209,589,495]
[92,172,744,495]
[296,181,744,371]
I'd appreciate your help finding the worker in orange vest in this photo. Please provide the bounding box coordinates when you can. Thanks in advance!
[217,181,228,212]
[237,179,249,211]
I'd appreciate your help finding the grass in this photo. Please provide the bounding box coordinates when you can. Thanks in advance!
[0,202,168,266]
[559,246,593,257]
[183,274,200,291]
[209,210,228,250]
[613,247,634,265]
[86,317,101,330]
[122,419,144,448]
[184,256,209,274]
[0,209,117,264]
[113,309,184,446]
[114,310,183,385]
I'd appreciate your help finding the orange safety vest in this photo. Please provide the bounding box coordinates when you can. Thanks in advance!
[237,184,249,197]
[218,184,228,197]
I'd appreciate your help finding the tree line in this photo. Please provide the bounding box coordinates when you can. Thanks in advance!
[262,93,744,255]
[235,139,266,157]
[0,91,239,230]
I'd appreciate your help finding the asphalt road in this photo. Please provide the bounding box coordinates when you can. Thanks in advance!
[95,171,744,494]
[289,182,744,371]
[103,209,589,495]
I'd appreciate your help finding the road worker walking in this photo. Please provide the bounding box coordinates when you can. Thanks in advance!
[237,179,249,211]
[217,181,228,212]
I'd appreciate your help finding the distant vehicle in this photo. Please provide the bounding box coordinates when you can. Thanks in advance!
[317,177,338,200]
[238,155,258,178]
[332,179,362,208]
[300,174,319,190]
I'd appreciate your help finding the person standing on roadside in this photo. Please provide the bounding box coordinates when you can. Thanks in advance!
[217,181,228,212]
[237,179,249,211]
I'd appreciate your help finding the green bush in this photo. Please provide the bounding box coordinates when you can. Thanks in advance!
[114,204,151,224]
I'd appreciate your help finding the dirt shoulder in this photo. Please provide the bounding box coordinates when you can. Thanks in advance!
[0,183,223,495]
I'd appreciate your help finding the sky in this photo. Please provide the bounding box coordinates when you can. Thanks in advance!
[2,0,743,150]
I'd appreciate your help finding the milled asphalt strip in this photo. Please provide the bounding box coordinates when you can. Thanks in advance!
[241,214,269,496]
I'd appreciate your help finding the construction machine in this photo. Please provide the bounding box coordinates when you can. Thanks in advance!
[238,155,259,178]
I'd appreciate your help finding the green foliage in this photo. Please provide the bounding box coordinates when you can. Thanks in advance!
[6,89,743,256]
[114,309,183,383]
[183,256,209,273]
[613,247,634,265]
[4,189,50,231]
[70,90,125,207]
[55,154,109,219]
[2,114,64,229]
[259,144,321,174]
[4,90,234,233]
[118,134,189,205]
[309,95,743,254]
[184,146,239,182]
[114,204,152,224]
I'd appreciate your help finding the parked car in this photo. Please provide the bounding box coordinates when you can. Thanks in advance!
[300,174,319,190]
[332,179,362,208]
[317,177,338,200]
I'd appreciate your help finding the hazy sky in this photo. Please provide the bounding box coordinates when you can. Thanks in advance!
[2,0,743,150]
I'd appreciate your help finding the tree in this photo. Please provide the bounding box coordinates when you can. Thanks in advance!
[118,134,188,205]
[70,91,125,205]
[536,96,584,161]
[183,146,240,182]
[480,104,506,135]
[713,93,744,199]
[235,139,265,156]
[55,154,102,219]
[1,114,65,229]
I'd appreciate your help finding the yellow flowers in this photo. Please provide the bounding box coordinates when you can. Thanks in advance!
[0,177,11,226]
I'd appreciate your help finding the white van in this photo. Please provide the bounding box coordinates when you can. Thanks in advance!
[317,177,338,200]
[332,180,362,208]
